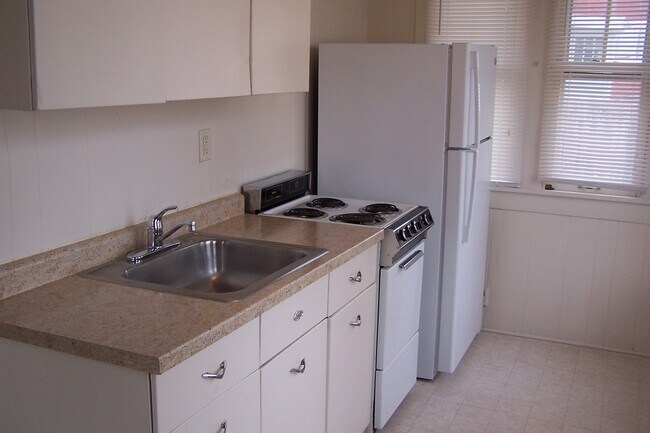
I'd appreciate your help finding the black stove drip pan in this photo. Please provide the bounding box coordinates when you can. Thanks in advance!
[306,197,347,209]
[283,208,328,219]
[361,203,400,215]
[329,213,385,226]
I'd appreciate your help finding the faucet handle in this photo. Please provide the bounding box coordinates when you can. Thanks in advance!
[150,205,177,226]
[153,206,178,221]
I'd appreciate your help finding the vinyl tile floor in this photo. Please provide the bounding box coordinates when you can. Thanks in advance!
[378,332,650,433]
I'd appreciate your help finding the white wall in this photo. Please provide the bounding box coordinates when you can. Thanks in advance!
[0,95,307,264]
[367,0,426,43]
[0,0,370,266]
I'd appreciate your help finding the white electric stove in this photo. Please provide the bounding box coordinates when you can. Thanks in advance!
[242,170,434,429]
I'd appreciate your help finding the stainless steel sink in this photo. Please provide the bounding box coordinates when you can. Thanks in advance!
[81,234,328,302]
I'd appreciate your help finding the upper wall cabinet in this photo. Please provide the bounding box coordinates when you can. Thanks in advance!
[251,0,311,95]
[162,0,251,101]
[0,0,310,110]
[12,0,166,110]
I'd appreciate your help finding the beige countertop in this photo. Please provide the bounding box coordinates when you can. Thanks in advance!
[0,213,383,375]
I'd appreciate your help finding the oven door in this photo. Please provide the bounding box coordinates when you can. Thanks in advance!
[374,242,425,429]
[376,242,425,369]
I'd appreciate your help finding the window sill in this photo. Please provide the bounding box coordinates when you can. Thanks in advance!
[491,186,650,206]
[490,186,650,225]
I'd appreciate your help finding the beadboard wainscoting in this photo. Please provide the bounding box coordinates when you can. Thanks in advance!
[483,189,650,356]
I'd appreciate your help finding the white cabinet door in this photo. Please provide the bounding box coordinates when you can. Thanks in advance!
[261,320,327,433]
[30,0,165,109]
[327,284,377,433]
[250,0,311,94]
[162,0,251,101]
[171,371,261,433]
[152,318,260,433]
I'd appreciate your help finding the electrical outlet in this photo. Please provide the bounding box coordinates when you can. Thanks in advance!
[199,129,211,162]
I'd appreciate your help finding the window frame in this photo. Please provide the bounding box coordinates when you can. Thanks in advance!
[538,0,650,195]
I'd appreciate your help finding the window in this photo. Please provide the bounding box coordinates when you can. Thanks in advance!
[427,0,531,187]
[539,0,650,193]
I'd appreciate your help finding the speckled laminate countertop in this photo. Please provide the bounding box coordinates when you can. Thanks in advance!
[0,214,383,375]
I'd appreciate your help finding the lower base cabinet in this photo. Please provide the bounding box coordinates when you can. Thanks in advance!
[171,371,261,433]
[261,319,328,433]
[0,246,379,433]
[0,337,152,433]
[326,284,377,433]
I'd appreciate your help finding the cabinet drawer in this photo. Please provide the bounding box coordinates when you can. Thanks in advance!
[152,318,260,433]
[261,320,327,433]
[260,275,327,364]
[327,284,377,433]
[328,245,378,314]
[172,370,261,433]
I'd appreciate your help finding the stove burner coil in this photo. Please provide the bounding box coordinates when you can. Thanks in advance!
[306,197,347,209]
[329,213,385,226]
[361,203,400,215]
[283,208,327,219]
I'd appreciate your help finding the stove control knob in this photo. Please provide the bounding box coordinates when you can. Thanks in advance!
[401,228,412,239]
[407,223,416,236]
[414,220,422,231]
[424,213,433,225]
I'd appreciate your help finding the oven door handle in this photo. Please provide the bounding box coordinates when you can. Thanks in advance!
[399,250,424,271]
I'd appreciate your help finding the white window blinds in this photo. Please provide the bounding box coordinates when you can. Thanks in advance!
[539,0,650,192]
[427,0,530,186]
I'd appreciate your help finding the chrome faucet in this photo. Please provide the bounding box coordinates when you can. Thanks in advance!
[127,206,196,263]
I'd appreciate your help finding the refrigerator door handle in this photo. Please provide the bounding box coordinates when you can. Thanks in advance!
[462,148,479,243]
[471,50,481,150]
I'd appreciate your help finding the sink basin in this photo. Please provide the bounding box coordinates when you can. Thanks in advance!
[81,234,328,302]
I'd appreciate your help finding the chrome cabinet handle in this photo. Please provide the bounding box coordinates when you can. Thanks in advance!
[350,314,362,327]
[293,309,304,321]
[219,420,227,432]
[349,271,362,283]
[201,360,227,379]
[290,358,306,374]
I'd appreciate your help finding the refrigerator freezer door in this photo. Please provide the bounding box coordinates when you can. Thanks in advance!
[438,139,493,373]
[448,44,497,149]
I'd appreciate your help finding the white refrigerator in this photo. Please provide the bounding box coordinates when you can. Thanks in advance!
[317,43,496,377]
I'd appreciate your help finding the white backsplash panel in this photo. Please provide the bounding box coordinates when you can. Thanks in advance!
[0,93,307,265]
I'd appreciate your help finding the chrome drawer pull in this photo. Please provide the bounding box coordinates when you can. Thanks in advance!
[293,309,304,321]
[349,271,362,283]
[399,250,424,271]
[201,360,227,379]
[290,358,306,374]
[219,420,227,432]
[350,314,362,327]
